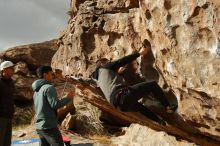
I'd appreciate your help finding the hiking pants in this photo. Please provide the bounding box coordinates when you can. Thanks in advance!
[0,117,12,146]
[116,81,170,122]
[36,127,64,146]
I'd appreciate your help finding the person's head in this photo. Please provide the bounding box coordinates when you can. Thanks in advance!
[36,66,54,82]
[0,61,15,78]
[143,39,151,49]
[96,58,110,67]
[131,60,139,70]
[139,39,152,57]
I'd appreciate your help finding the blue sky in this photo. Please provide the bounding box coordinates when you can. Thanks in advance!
[0,0,69,51]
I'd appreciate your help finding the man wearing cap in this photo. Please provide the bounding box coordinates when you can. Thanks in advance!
[0,60,15,146]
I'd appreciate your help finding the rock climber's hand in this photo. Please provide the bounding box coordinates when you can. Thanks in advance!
[118,66,127,75]
[139,47,150,57]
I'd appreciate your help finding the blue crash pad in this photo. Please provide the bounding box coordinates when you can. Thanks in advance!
[12,138,40,145]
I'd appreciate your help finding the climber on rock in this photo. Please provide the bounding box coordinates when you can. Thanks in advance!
[91,39,178,125]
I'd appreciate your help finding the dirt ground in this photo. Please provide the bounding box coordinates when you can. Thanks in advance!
[12,124,113,146]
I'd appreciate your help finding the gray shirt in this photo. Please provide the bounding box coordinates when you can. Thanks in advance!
[97,68,125,102]
[93,53,140,103]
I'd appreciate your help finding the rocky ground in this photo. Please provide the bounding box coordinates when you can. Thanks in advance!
[12,125,109,146]
[12,96,111,146]
[12,96,197,146]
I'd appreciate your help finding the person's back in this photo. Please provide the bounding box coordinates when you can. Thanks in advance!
[32,79,61,129]
[32,66,75,146]
[92,52,142,104]
[97,68,125,103]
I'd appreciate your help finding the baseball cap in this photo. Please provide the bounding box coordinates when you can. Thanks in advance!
[0,61,14,71]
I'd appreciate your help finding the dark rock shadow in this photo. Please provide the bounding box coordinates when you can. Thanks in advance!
[164,89,178,107]
[149,106,201,134]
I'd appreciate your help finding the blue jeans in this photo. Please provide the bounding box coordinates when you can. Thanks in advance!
[36,127,64,146]
[0,117,12,146]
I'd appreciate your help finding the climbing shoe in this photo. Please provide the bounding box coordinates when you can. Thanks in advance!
[166,104,178,113]
[158,118,166,126]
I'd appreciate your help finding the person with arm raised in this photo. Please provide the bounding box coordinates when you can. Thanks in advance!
[91,40,177,125]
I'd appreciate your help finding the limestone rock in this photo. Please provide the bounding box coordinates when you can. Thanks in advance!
[0,39,58,69]
[0,39,59,101]
[14,61,29,75]
[61,113,76,130]
[57,99,76,122]
[52,0,220,141]
[112,124,196,146]
[13,75,36,101]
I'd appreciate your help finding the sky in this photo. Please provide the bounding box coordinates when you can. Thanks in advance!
[0,0,70,51]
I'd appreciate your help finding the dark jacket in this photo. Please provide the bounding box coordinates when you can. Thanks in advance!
[92,52,140,103]
[0,76,15,119]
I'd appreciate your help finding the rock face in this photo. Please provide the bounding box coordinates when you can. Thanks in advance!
[52,0,220,141]
[1,39,58,69]
[112,124,196,146]
[0,39,58,101]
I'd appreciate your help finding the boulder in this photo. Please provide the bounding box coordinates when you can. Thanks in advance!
[13,75,36,101]
[112,124,196,146]
[0,39,58,70]
[14,61,29,76]
[61,113,76,130]
[51,0,220,143]
[0,39,59,101]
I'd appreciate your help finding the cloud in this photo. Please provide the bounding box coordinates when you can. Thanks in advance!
[0,0,69,50]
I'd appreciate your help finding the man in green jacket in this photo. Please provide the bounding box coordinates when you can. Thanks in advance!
[32,66,74,146]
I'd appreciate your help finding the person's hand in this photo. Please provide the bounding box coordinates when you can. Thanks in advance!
[139,47,150,57]
[67,91,75,99]
[117,67,127,75]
